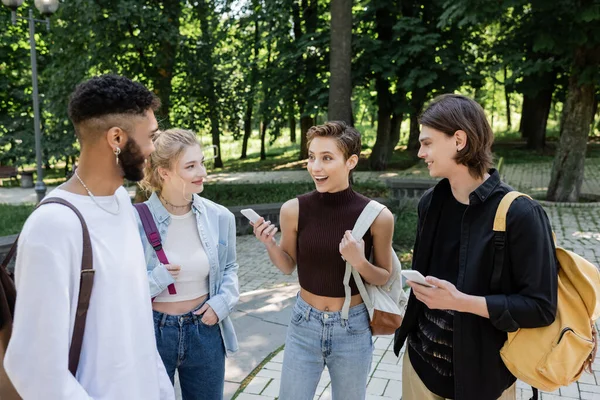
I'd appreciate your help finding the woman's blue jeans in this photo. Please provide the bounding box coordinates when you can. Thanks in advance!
[153,304,225,400]
[279,294,373,400]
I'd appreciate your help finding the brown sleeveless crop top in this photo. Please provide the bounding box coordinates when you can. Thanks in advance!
[296,187,373,297]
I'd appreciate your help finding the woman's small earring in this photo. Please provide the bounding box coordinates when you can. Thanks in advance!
[115,147,121,165]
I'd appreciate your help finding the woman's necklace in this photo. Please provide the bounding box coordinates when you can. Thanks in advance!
[74,170,120,215]
[160,193,192,211]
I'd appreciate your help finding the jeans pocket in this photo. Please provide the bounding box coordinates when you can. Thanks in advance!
[290,307,305,326]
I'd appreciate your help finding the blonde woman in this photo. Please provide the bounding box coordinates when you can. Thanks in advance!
[136,129,239,400]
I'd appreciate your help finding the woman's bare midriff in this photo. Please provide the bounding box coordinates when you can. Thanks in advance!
[300,288,363,312]
[152,294,208,315]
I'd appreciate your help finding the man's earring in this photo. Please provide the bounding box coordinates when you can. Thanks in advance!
[115,147,121,165]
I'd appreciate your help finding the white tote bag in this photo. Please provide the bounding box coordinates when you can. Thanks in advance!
[341,201,408,335]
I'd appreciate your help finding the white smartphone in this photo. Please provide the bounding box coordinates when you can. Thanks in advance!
[401,270,436,288]
[240,208,262,224]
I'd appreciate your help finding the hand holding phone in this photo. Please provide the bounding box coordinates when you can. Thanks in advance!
[241,208,262,224]
[243,208,278,246]
[401,270,436,288]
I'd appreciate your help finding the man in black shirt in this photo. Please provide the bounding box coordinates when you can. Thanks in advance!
[395,94,558,400]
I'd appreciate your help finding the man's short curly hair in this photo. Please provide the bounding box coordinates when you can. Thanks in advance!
[68,74,160,139]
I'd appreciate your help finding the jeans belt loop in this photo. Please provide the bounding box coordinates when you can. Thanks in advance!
[160,312,168,329]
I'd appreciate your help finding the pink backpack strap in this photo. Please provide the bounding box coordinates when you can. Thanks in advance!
[134,203,176,295]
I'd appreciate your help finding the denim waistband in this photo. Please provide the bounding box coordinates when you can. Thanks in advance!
[153,299,207,328]
[294,292,368,322]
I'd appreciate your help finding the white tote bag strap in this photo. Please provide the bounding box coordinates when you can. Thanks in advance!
[341,200,386,321]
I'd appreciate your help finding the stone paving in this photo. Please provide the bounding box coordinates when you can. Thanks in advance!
[502,159,600,199]
[234,334,600,400]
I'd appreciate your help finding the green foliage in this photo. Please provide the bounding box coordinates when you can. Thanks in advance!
[1,0,599,173]
[391,201,418,258]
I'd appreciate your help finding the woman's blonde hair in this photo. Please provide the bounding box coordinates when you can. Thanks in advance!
[139,128,201,193]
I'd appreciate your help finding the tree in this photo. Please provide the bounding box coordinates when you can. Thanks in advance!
[545,0,600,201]
[547,45,600,201]
[328,0,353,124]
[240,0,261,159]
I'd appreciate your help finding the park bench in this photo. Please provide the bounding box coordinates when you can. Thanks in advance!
[0,166,18,183]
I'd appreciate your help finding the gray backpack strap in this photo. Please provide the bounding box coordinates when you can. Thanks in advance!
[341,200,386,321]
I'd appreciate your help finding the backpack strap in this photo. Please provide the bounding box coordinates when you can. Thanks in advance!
[490,192,531,294]
[133,203,176,295]
[1,197,95,376]
[341,200,386,321]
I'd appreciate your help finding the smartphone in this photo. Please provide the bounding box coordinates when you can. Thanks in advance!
[401,270,436,288]
[240,208,262,224]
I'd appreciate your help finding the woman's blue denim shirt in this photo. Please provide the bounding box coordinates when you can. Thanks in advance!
[135,192,239,354]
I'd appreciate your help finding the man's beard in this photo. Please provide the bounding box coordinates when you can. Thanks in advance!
[119,139,146,182]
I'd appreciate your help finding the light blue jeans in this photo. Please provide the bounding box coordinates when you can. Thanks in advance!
[279,294,373,400]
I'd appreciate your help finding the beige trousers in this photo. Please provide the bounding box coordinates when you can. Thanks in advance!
[402,351,516,400]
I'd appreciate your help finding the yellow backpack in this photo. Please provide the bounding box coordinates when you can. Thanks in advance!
[492,192,600,393]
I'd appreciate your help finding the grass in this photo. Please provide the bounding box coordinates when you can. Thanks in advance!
[231,344,285,399]
[0,204,35,236]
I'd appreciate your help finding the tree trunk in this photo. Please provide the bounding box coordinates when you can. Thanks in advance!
[289,104,296,143]
[300,115,314,159]
[206,59,223,168]
[591,96,598,135]
[198,2,222,168]
[519,95,530,137]
[504,66,511,129]
[369,78,392,170]
[208,101,223,168]
[241,104,254,159]
[386,112,402,161]
[520,71,557,145]
[241,8,260,159]
[153,0,182,124]
[260,121,269,160]
[408,112,420,154]
[327,0,353,124]
[547,48,598,202]
[407,93,425,154]
[293,0,318,161]
[520,92,552,146]
[525,87,554,150]
[368,6,395,170]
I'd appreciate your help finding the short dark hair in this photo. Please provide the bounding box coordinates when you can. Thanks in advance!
[419,94,493,179]
[306,121,361,160]
[68,74,160,138]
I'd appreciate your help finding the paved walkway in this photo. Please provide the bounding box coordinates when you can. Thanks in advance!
[502,159,600,199]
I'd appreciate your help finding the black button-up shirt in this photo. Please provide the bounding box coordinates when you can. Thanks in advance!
[394,169,558,400]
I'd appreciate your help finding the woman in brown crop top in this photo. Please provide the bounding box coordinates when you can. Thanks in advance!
[251,121,395,400]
